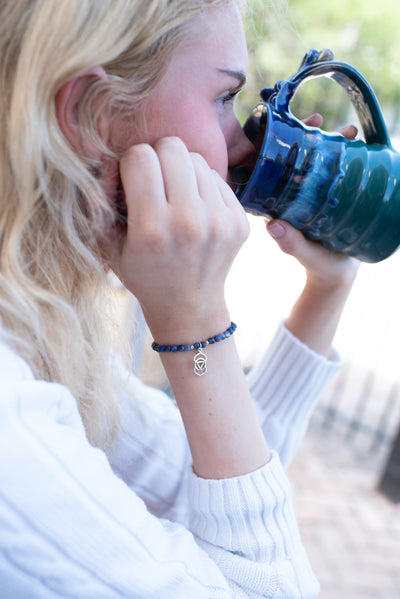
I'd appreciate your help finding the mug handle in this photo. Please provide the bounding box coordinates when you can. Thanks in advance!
[261,49,391,147]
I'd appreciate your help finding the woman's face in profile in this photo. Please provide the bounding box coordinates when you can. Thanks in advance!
[110,2,254,182]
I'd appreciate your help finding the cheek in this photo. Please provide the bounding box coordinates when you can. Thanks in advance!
[198,136,228,179]
[108,115,143,155]
[112,100,230,180]
[183,120,229,179]
[157,100,229,178]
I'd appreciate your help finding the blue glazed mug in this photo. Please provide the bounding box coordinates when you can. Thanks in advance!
[235,49,400,263]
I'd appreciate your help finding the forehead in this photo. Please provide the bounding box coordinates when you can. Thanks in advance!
[176,3,248,76]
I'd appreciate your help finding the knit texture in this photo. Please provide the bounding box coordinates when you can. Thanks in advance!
[0,324,340,597]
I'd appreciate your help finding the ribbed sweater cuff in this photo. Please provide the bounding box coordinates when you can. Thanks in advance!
[247,321,341,422]
[246,322,342,466]
[187,452,300,557]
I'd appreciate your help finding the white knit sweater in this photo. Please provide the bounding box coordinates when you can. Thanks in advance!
[0,323,340,598]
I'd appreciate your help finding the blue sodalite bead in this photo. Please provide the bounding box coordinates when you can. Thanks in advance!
[151,322,237,353]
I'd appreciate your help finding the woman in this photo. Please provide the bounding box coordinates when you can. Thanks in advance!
[0,0,357,597]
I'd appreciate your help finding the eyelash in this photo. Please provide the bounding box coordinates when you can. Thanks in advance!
[220,89,241,105]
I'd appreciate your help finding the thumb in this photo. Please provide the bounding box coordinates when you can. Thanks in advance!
[266,219,303,256]
[266,218,324,269]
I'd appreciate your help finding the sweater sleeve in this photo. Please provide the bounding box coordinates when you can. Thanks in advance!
[246,321,342,468]
[107,370,193,519]
[0,375,319,598]
[107,323,341,518]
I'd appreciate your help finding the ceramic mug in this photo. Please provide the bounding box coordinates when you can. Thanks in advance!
[235,49,400,263]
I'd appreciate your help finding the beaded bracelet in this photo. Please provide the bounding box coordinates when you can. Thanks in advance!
[151,322,237,377]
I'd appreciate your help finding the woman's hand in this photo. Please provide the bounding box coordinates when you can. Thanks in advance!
[263,113,359,356]
[302,112,358,140]
[266,218,359,289]
[104,137,269,480]
[105,136,250,342]
[267,112,360,289]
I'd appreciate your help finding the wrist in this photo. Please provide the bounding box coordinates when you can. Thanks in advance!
[305,260,359,296]
[143,304,231,347]
[152,322,237,377]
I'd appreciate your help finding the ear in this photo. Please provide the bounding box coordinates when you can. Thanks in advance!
[55,66,107,155]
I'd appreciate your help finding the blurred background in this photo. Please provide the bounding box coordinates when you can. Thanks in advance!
[134,1,400,596]
[239,0,400,134]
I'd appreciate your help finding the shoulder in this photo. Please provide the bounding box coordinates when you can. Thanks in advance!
[0,340,87,441]
[0,339,35,382]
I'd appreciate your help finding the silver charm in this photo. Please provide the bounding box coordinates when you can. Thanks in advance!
[193,348,207,376]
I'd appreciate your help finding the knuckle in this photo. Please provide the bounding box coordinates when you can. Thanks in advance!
[179,215,202,243]
[208,212,247,250]
[278,236,298,255]
[135,219,165,251]
[207,217,223,243]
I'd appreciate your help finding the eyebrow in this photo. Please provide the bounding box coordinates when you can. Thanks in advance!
[217,68,247,88]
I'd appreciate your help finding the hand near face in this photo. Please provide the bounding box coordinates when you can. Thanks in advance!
[105,137,249,340]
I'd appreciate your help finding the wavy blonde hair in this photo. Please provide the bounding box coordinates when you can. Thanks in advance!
[0,0,232,448]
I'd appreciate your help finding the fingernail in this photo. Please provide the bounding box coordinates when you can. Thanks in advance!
[267,221,285,239]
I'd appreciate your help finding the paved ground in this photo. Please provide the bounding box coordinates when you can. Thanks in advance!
[289,423,400,599]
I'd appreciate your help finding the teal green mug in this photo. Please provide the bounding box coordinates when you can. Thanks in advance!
[235,49,400,263]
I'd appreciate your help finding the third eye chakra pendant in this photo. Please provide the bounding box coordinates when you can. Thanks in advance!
[193,348,207,376]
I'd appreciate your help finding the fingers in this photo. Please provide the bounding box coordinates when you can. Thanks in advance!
[120,137,208,226]
[189,152,225,208]
[119,142,167,222]
[121,138,224,216]
[302,114,358,141]
[266,218,342,270]
[338,124,358,140]
[266,219,313,260]
[120,136,246,228]
[266,218,359,285]
[302,113,323,128]
[154,137,200,208]
[110,137,249,323]
[189,152,249,245]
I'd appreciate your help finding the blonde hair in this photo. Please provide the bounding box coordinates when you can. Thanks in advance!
[0,0,231,448]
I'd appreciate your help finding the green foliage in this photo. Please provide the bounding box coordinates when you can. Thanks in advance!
[239,0,400,133]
